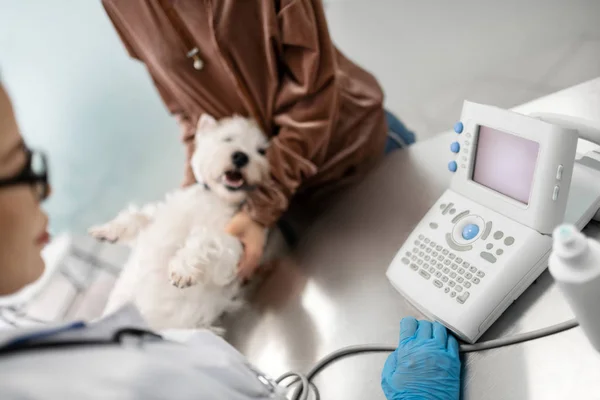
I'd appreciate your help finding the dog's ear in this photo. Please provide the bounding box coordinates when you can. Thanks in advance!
[196,114,217,135]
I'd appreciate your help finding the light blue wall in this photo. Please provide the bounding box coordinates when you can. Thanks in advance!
[0,1,184,234]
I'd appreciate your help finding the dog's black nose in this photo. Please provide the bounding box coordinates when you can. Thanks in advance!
[232,151,249,168]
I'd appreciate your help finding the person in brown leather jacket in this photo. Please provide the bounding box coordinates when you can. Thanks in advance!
[102,0,414,278]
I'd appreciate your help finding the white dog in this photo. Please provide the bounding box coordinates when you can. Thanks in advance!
[89,114,270,331]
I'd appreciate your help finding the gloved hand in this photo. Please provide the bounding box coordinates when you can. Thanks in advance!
[381,317,461,400]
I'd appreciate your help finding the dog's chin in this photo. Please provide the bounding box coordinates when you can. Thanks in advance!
[214,185,248,205]
[207,172,252,205]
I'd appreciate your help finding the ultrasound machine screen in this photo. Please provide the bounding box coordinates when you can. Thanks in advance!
[472,125,540,205]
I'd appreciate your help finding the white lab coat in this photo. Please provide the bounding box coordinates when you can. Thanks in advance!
[0,305,286,399]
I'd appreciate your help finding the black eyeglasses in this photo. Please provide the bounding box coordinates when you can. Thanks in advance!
[0,148,50,201]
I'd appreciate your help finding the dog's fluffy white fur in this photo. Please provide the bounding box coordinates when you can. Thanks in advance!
[89,114,269,331]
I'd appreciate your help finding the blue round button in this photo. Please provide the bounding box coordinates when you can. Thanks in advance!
[462,224,480,240]
[450,141,460,153]
[454,122,464,134]
[448,161,458,172]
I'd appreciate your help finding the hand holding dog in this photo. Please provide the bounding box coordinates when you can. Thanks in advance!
[226,211,267,279]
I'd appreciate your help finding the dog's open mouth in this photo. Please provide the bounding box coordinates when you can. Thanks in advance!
[222,170,246,191]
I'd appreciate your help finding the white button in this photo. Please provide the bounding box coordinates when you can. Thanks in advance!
[552,185,560,201]
[556,164,563,180]
[193,57,204,70]
[187,48,204,70]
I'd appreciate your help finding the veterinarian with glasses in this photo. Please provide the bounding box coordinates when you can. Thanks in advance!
[101,0,416,279]
[0,82,458,399]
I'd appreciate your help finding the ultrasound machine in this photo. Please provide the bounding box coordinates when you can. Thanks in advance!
[386,101,600,343]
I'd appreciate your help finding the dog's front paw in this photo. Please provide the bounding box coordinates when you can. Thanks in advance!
[89,223,125,243]
[169,258,201,289]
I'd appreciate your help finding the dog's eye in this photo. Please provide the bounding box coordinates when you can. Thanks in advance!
[223,137,233,142]
[257,148,267,156]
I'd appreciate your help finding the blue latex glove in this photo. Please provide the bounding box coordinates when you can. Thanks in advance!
[381,317,461,400]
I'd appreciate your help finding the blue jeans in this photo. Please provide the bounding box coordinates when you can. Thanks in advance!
[384,110,416,154]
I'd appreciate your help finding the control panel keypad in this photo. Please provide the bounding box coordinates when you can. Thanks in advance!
[400,235,487,305]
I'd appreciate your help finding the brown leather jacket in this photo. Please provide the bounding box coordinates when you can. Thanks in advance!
[102,0,387,227]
